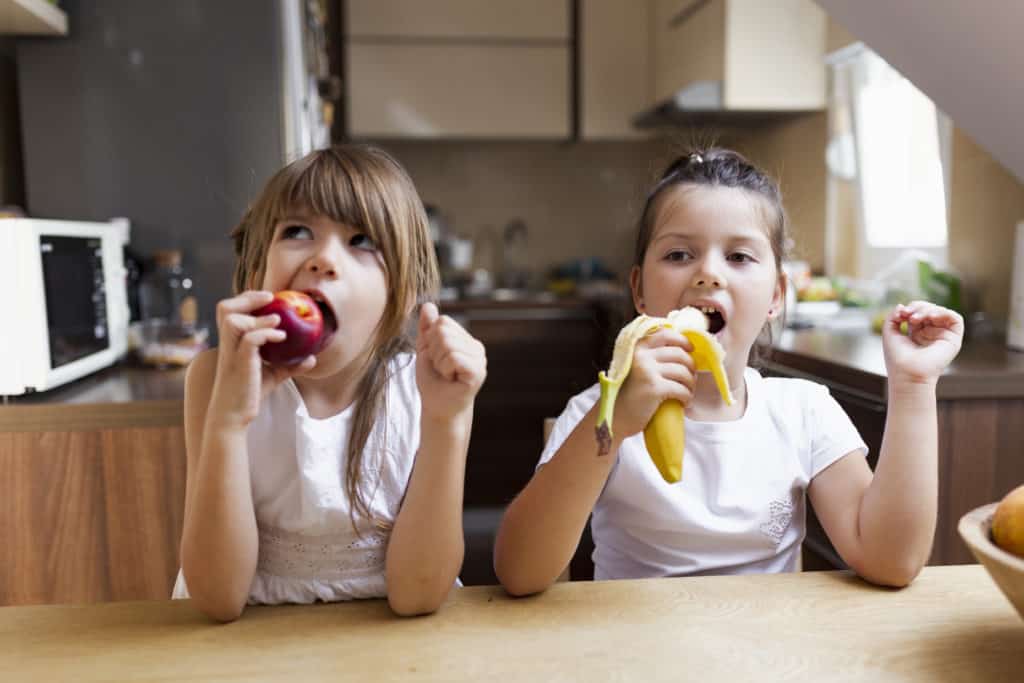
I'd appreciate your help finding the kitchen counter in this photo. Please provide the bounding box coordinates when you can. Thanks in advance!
[1,565,1019,682]
[0,362,186,432]
[768,327,1024,400]
[1,362,188,605]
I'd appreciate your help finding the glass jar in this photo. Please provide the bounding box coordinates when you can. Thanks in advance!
[139,250,196,328]
[136,249,206,367]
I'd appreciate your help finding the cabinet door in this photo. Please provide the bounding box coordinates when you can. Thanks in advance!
[0,426,186,605]
[459,308,603,506]
[348,44,570,138]
[723,0,826,110]
[651,0,825,110]
[580,0,651,139]
[651,0,726,105]
[347,0,569,40]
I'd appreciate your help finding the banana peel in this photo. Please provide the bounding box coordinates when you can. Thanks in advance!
[595,307,734,483]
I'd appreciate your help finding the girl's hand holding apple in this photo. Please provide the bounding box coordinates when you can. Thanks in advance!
[209,290,317,429]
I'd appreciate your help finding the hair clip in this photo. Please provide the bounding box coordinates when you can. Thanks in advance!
[689,152,704,165]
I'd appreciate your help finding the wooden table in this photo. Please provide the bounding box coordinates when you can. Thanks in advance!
[1,565,1020,682]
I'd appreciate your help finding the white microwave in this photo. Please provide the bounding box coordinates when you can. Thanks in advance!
[0,218,130,396]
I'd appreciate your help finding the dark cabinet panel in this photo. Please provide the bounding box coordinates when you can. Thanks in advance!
[462,308,606,506]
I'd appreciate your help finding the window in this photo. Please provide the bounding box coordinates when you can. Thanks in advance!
[826,44,951,277]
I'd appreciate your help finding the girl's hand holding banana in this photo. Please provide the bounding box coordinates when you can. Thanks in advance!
[596,307,735,483]
[600,327,696,448]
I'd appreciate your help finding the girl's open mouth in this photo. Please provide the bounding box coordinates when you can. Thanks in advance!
[698,305,726,335]
[305,289,338,350]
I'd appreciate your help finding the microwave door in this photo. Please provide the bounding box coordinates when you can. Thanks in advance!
[39,235,110,369]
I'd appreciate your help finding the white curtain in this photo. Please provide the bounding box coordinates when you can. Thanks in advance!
[825,43,951,279]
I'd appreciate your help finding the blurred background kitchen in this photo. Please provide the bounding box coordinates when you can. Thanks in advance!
[2,1,1024,602]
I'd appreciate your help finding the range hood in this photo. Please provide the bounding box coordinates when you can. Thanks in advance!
[632,80,819,129]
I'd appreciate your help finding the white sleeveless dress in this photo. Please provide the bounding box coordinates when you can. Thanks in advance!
[173,353,420,604]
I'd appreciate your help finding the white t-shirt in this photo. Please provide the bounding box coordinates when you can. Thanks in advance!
[173,353,421,604]
[538,367,867,579]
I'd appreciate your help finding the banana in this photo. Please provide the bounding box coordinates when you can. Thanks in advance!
[595,307,734,483]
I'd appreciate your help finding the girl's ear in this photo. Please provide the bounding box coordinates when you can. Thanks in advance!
[629,265,644,313]
[768,270,788,319]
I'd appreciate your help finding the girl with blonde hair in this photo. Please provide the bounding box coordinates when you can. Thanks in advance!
[175,144,486,620]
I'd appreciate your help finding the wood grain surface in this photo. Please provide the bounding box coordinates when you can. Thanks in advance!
[0,426,186,605]
[0,565,1019,682]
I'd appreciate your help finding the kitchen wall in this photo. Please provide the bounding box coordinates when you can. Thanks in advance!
[381,124,832,288]
[16,0,287,334]
[0,37,23,208]
[948,129,1024,319]
[378,138,672,282]
[731,114,829,271]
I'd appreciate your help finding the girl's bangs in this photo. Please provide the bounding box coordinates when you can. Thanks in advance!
[273,155,382,242]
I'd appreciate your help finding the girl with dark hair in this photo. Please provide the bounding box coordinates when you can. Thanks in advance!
[495,148,963,595]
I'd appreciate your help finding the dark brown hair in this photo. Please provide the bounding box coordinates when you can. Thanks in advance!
[230,144,439,529]
[633,147,789,362]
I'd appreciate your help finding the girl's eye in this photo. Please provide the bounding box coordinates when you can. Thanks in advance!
[666,250,693,262]
[350,233,377,251]
[281,225,313,240]
[728,252,755,263]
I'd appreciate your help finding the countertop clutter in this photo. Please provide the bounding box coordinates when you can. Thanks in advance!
[1,566,1020,682]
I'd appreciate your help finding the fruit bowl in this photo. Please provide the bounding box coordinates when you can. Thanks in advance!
[958,503,1024,620]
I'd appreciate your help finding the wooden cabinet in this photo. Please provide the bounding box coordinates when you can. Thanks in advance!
[579,0,651,139]
[347,44,570,139]
[345,0,572,139]
[347,0,569,39]
[650,0,826,111]
[0,421,186,606]
[0,367,187,606]
[449,301,608,585]
[450,303,608,507]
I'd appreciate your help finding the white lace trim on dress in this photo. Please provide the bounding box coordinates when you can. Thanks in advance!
[256,522,390,580]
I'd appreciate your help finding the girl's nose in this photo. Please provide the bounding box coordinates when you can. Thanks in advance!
[692,261,727,289]
[306,245,340,278]
[307,261,336,277]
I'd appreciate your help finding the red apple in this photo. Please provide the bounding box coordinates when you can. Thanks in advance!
[254,290,325,366]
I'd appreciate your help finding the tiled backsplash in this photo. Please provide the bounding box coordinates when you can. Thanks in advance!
[378,138,670,284]
[380,132,830,288]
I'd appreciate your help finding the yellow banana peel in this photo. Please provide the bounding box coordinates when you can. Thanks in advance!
[595,307,734,483]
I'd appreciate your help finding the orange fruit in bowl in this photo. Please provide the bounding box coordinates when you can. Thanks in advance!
[992,484,1024,558]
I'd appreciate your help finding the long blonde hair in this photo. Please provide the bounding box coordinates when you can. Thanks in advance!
[230,144,439,527]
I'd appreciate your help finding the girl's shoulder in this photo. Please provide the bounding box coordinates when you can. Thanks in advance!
[752,369,833,414]
[377,352,421,433]
[387,351,418,400]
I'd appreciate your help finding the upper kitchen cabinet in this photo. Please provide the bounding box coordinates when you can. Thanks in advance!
[347,0,568,40]
[0,0,67,35]
[345,0,571,139]
[637,0,826,126]
[580,0,651,139]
